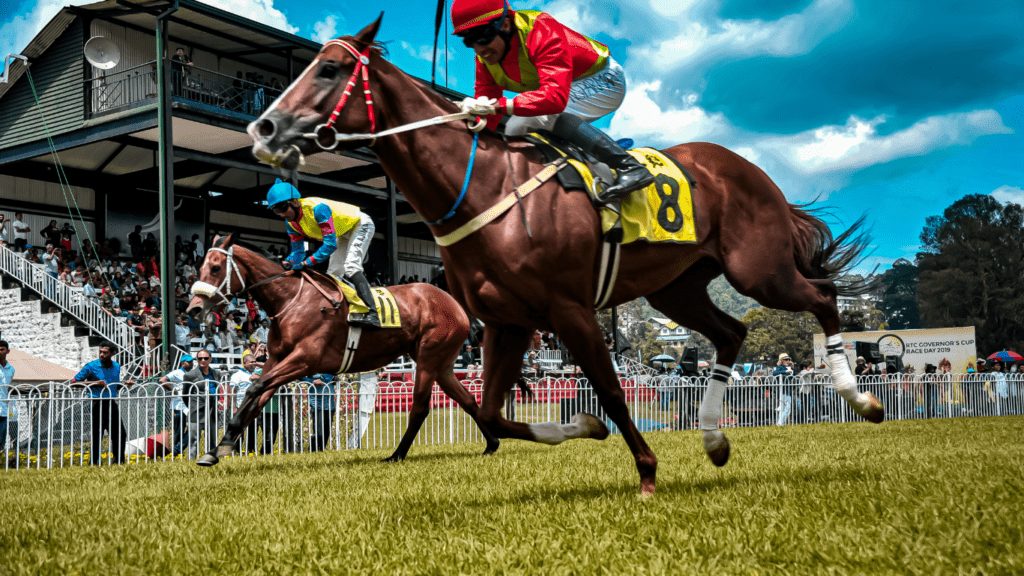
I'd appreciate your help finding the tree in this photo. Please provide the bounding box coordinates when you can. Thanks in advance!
[596,298,660,362]
[707,276,761,319]
[917,194,1024,353]
[878,258,921,329]
[737,308,819,366]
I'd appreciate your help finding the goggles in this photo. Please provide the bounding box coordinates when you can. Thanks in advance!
[459,3,507,48]
[270,202,290,214]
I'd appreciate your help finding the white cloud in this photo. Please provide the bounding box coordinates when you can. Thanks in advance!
[630,0,853,78]
[607,80,730,147]
[202,0,297,34]
[760,110,1013,176]
[311,15,339,44]
[991,185,1024,206]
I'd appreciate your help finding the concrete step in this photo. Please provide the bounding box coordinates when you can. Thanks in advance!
[0,285,101,372]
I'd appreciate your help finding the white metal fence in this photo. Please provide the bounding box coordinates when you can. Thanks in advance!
[0,243,136,355]
[3,371,1020,470]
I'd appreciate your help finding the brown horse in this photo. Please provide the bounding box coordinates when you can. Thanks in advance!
[185,234,501,464]
[246,17,883,495]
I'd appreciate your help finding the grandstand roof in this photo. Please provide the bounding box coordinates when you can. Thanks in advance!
[6,349,77,384]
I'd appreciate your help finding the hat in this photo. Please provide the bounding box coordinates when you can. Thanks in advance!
[182,355,194,363]
[977,359,986,365]
[777,353,791,364]
[266,178,301,207]
[856,356,865,363]
[451,0,508,34]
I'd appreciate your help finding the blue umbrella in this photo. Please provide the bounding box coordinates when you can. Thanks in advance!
[987,350,1023,362]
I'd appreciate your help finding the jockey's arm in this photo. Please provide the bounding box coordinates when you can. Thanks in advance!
[305,203,343,267]
[476,15,573,131]
[284,222,307,267]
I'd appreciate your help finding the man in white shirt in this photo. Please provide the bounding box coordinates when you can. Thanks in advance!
[158,355,194,456]
[231,354,262,454]
[12,213,30,253]
[251,320,269,344]
[174,315,191,348]
[192,234,204,261]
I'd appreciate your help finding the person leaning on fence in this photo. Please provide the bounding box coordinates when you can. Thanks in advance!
[181,350,226,460]
[305,374,336,452]
[70,342,135,465]
[158,355,194,456]
[231,354,265,455]
[0,340,21,459]
[773,353,797,426]
[795,361,816,424]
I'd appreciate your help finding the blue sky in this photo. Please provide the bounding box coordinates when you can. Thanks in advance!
[2,0,1022,273]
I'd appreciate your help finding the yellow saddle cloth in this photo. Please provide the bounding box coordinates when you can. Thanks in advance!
[527,134,697,245]
[328,275,402,328]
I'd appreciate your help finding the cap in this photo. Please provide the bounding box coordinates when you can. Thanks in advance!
[267,178,301,207]
[778,353,791,362]
[856,356,865,362]
[182,355,195,363]
[451,0,508,34]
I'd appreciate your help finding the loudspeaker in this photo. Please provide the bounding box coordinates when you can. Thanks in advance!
[885,355,903,374]
[679,346,699,375]
[84,37,121,70]
[854,341,884,364]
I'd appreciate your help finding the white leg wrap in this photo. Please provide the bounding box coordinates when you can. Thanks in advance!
[699,363,731,431]
[826,334,858,402]
[529,414,599,445]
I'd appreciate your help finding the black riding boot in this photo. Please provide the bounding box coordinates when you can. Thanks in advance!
[349,272,381,327]
[552,113,655,203]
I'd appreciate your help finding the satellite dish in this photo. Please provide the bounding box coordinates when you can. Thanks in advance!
[84,37,121,70]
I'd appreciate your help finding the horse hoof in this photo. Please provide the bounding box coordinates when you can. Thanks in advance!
[702,430,730,467]
[855,392,885,424]
[381,454,405,463]
[482,439,500,456]
[640,482,657,497]
[197,454,219,467]
[573,413,609,440]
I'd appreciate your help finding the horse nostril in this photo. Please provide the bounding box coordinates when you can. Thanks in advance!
[256,118,276,139]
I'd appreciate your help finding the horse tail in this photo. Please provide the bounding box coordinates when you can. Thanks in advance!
[788,205,873,297]
[516,377,536,401]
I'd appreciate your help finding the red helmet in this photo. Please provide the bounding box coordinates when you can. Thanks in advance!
[451,0,509,35]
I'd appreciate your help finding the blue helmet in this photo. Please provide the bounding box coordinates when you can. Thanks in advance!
[267,178,301,207]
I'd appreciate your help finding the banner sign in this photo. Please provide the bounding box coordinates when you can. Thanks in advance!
[813,327,978,373]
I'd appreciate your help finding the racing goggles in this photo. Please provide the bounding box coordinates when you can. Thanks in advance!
[270,202,290,214]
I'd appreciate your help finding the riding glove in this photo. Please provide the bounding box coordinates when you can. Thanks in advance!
[459,96,499,116]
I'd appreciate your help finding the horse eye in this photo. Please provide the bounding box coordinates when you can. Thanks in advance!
[318,62,340,80]
[211,266,221,274]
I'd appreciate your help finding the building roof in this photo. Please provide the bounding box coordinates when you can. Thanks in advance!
[5,349,77,384]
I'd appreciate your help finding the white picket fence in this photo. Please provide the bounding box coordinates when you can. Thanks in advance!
[2,372,1020,470]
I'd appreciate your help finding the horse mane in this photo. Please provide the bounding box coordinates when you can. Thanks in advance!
[215,235,280,265]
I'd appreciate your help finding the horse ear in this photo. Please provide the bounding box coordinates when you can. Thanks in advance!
[224,232,238,248]
[352,12,383,45]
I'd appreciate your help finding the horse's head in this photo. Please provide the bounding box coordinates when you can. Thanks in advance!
[186,232,247,321]
[248,16,384,171]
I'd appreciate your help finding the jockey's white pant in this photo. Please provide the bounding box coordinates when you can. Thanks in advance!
[327,212,375,279]
[504,57,626,137]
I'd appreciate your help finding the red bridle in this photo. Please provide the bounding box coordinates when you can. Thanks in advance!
[313,39,377,150]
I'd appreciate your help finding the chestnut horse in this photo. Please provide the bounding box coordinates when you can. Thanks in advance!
[186,234,501,464]
[246,17,883,495]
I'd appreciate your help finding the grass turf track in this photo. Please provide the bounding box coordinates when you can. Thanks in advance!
[1,417,1022,575]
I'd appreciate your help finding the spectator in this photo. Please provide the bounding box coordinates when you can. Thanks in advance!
[70,342,134,465]
[251,319,269,345]
[171,47,193,97]
[12,212,30,252]
[773,353,796,426]
[182,350,224,459]
[307,374,336,452]
[59,223,74,253]
[142,234,158,259]
[796,360,817,423]
[158,355,194,456]
[991,361,1009,416]
[41,219,61,248]
[0,213,7,246]
[0,340,19,457]
[231,354,262,454]
[129,225,143,262]
[191,234,204,261]
[146,308,163,352]
[456,343,477,370]
[855,356,882,379]
[174,314,191,348]
[922,363,938,418]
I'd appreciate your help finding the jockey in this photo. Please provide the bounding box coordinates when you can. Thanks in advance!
[267,179,380,327]
[451,0,654,203]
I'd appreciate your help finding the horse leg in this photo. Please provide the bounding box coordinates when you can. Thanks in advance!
[197,356,308,466]
[434,369,501,456]
[648,259,747,466]
[552,308,657,495]
[723,254,884,423]
[381,367,435,463]
[474,325,605,445]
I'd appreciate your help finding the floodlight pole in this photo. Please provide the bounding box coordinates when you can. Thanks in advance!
[156,1,179,371]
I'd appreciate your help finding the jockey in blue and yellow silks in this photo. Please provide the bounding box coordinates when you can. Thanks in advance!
[267,179,380,327]
[451,0,654,203]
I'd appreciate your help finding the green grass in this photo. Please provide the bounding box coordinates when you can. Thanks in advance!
[2,417,1023,575]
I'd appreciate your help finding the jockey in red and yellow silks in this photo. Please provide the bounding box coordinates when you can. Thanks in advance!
[267,179,380,327]
[451,0,653,203]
